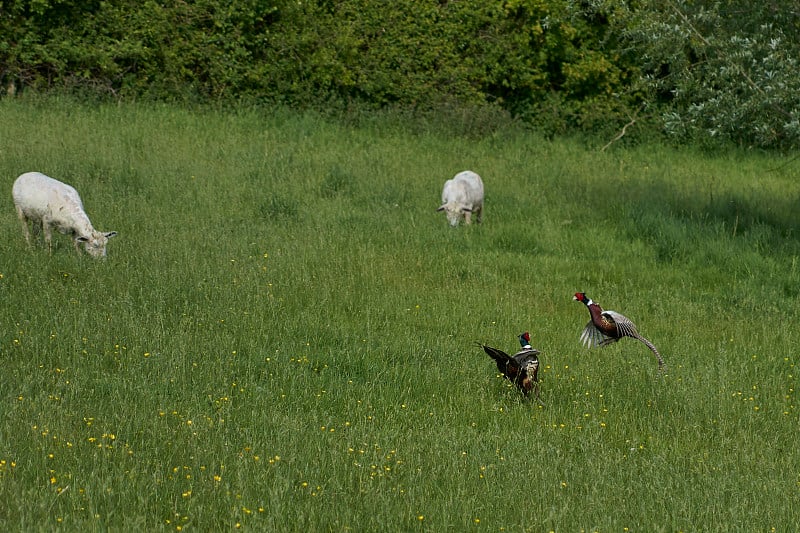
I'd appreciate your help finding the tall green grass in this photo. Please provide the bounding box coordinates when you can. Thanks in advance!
[0,96,798,531]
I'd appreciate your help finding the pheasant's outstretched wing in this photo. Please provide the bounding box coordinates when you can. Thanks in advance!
[603,310,640,338]
[511,349,540,381]
[513,347,540,357]
[511,348,540,369]
[508,348,540,379]
[482,345,521,378]
[579,321,613,348]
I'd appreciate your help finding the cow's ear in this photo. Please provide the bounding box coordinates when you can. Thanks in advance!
[436,205,446,212]
[461,207,472,213]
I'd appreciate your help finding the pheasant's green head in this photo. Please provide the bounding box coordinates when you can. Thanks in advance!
[518,331,531,348]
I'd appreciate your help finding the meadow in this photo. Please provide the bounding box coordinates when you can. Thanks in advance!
[0,97,798,531]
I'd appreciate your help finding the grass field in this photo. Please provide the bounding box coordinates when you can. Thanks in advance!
[0,96,798,531]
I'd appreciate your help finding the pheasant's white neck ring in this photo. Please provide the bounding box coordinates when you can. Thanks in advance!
[585,298,594,305]
[522,344,532,349]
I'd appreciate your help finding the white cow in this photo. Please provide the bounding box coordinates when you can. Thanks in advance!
[437,170,484,226]
[12,172,117,258]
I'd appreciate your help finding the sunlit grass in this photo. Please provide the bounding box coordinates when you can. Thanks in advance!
[0,96,798,530]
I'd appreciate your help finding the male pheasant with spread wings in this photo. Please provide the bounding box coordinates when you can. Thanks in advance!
[573,292,665,371]
[481,332,541,399]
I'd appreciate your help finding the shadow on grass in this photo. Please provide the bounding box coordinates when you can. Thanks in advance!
[612,178,800,262]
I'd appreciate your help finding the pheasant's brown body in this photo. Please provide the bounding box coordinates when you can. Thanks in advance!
[587,302,619,338]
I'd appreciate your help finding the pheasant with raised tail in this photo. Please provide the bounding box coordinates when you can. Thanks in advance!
[573,292,665,371]
[481,332,541,399]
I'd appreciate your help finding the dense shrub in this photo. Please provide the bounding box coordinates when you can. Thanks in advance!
[617,0,800,150]
[0,1,628,129]
[2,0,797,148]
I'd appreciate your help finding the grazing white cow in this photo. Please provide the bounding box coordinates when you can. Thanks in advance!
[437,170,484,226]
[12,171,117,258]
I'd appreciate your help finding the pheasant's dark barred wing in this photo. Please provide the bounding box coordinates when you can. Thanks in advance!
[510,348,540,370]
[579,309,640,346]
[603,310,640,338]
[511,348,540,383]
[482,345,518,376]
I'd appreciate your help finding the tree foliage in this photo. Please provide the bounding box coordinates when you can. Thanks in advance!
[0,1,626,120]
[618,0,800,150]
[1,0,797,148]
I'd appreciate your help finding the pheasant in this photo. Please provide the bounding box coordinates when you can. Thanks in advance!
[573,292,665,371]
[481,332,541,399]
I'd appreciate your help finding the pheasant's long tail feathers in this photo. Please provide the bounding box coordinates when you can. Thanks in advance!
[633,334,666,371]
